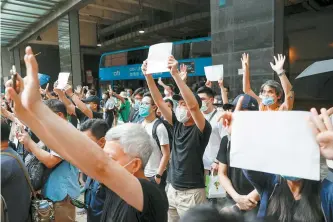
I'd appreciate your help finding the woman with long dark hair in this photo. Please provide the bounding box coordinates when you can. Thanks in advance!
[242,171,327,222]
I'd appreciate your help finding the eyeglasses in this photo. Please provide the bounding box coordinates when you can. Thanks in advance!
[70,198,88,209]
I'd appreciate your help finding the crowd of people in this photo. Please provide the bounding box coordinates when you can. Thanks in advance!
[1,46,333,222]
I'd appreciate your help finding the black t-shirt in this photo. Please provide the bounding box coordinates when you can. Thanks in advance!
[1,147,31,222]
[75,107,103,124]
[216,136,254,198]
[100,178,168,222]
[169,112,212,189]
[68,114,78,128]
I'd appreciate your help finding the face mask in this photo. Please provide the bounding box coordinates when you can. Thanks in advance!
[86,104,91,109]
[139,104,151,118]
[261,96,275,106]
[102,95,108,100]
[122,158,136,174]
[133,100,140,110]
[281,175,301,181]
[175,106,190,123]
[200,101,208,112]
[164,90,170,97]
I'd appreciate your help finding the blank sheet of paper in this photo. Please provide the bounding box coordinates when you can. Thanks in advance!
[147,43,172,74]
[56,72,70,89]
[204,65,223,81]
[230,111,320,181]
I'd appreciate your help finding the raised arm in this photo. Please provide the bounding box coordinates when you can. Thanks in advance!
[64,85,93,119]
[7,46,147,212]
[157,78,169,89]
[142,60,172,125]
[218,80,229,105]
[109,85,125,104]
[168,56,206,132]
[241,53,261,104]
[54,88,75,115]
[17,131,62,168]
[1,105,16,122]
[270,54,294,110]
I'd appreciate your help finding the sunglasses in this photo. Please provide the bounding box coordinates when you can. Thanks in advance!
[70,198,88,209]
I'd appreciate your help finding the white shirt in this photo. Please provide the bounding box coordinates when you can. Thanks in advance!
[142,118,170,177]
[202,109,227,170]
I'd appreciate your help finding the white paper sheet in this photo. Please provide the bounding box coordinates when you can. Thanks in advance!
[56,72,70,89]
[146,42,173,74]
[204,65,223,81]
[230,111,320,181]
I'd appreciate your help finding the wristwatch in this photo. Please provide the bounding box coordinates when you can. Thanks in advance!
[155,174,162,179]
[277,69,285,77]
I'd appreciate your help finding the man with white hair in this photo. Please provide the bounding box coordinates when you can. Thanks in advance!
[6,46,168,222]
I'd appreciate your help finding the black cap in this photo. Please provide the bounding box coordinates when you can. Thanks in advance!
[232,94,259,111]
[172,93,202,109]
[82,95,100,106]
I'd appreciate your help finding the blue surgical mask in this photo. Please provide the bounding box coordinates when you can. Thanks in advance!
[139,104,150,118]
[261,96,275,106]
[133,100,140,110]
[281,175,301,181]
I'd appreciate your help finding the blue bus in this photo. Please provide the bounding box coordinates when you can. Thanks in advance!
[99,37,212,91]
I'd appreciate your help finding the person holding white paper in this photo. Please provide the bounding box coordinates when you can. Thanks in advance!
[217,107,333,221]
[142,57,212,221]
[216,94,259,219]
[242,53,294,111]
[320,110,333,222]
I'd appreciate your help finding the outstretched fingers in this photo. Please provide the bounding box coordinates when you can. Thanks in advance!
[24,46,39,86]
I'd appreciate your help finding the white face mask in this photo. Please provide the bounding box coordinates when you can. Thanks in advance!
[175,106,190,123]
[200,101,208,112]
[164,90,170,97]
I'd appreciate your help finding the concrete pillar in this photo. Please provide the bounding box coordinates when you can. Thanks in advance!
[210,0,284,99]
[58,10,82,87]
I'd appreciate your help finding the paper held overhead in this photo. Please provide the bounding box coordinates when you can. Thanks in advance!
[56,72,70,89]
[296,59,333,79]
[230,111,320,181]
[204,65,224,81]
[146,42,173,74]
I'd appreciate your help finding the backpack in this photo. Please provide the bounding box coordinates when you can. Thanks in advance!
[25,141,62,191]
[152,118,173,151]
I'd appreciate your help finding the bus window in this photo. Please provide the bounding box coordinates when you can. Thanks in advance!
[127,49,148,65]
[191,41,211,58]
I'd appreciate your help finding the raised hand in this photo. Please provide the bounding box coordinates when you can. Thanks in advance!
[17,130,31,146]
[310,108,333,160]
[270,54,286,74]
[158,77,163,86]
[167,56,178,75]
[241,53,249,71]
[205,80,212,88]
[64,84,74,96]
[141,60,149,76]
[6,46,41,121]
[75,85,82,94]
[217,96,244,134]
[218,79,224,89]
[179,64,188,81]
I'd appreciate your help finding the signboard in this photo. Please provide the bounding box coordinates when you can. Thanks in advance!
[183,61,195,74]
[99,57,212,81]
